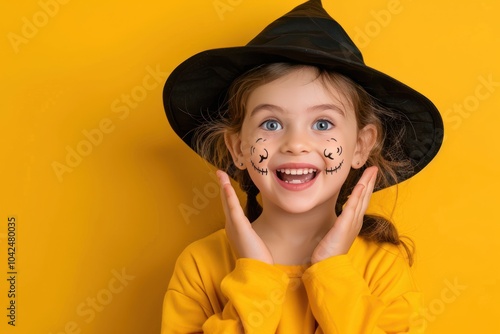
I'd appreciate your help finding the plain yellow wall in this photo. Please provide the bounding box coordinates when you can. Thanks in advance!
[1,0,499,333]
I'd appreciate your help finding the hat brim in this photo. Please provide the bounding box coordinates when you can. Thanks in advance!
[163,45,443,186]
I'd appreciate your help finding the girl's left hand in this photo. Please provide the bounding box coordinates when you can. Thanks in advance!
[311,166,378,264]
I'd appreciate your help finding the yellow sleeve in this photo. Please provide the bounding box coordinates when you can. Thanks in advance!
[302,245,424,334]
[162,245,290,334]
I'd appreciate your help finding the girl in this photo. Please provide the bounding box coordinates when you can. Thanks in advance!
[161,1,443,333]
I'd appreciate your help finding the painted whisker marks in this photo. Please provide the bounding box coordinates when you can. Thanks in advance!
[323,149,334,160]
[251,160,268,175]
[325,160,344,174]
[259,149,269,163]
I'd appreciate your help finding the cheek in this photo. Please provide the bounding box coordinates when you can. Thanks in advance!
[323,138,346,174]
[249,138,271,165]
[247,138,271,176]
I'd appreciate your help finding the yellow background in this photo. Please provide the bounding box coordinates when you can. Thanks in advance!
[1,0,498,333]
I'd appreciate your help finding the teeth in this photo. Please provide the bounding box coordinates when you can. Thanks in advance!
[278,168,317,175]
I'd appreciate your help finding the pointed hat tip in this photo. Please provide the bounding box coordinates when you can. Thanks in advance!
[286,0,330,19]
[308,0,323,6]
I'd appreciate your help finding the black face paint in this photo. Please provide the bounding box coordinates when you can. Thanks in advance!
[324,138,343,159]
[250,138,269,175]
[324,138,344,174]
[323,149,334,160]
[259,149,268,163]
[326,160,344,174]
[251,161,268,175]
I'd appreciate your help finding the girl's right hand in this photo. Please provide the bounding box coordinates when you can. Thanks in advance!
[216,170,274,265]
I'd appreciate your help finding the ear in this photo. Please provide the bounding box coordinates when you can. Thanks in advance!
[352,124,377,169]
[224,131,246,170]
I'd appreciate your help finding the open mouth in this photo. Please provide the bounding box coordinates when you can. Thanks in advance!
[276,168,318,184]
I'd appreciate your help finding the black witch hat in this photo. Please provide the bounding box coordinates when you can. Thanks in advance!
[163,0,443,187]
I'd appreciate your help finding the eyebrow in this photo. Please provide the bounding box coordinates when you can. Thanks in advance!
[309,103,346,117]
[250,103,346,117]
[250,104,283,116]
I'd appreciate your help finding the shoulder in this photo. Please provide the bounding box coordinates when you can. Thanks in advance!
[349,236,411,264]
[173,229,236,280]
[348,236,418,291]
[167,229,236,315]
[179,229,233,259]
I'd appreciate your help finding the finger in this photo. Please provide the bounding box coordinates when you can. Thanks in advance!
[340,183,365,227]
[216,169,230,185]
[356,165,378,188]
[358,167,378,218]
[216,170,232,222]
[216,170,249,229]
[340,167,377,227]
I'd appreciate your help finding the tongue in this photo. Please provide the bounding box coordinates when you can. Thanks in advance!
[280,172,314,184]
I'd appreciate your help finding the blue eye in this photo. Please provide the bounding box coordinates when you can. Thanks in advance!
[313,119,333,131]
[261,120,282,131]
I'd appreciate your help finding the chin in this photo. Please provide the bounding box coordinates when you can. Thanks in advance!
[267,195,337,216]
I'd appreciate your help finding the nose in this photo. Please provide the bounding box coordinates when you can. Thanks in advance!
[280,126,311,155]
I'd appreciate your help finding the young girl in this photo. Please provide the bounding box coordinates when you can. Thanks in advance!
[161,1,443,333]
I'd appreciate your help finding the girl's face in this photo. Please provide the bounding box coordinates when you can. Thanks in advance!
[227,67,375,214]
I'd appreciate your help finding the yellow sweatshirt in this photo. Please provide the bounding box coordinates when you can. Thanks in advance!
[162,229,424,334]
